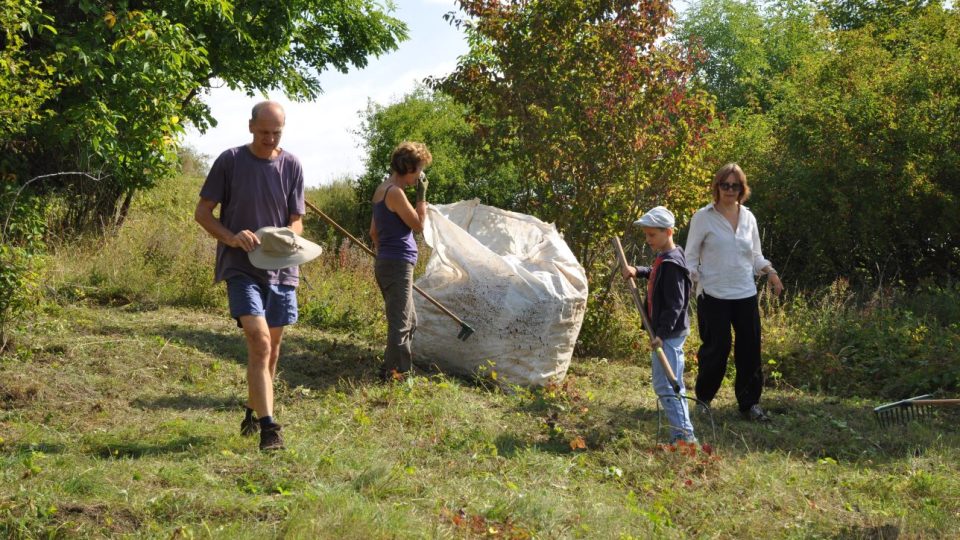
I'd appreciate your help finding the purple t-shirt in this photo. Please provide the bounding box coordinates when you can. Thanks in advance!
[199,145,306,285]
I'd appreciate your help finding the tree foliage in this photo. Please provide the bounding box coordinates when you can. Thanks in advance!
[0,0,57,147]
[0,0,406,344]
[354,85,521,235]
[680,1,960,287]
[4,0,407,233]
[435,0,716,277]
[676,0,827,113]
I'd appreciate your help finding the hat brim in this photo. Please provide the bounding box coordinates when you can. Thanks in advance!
[248,238,323,270]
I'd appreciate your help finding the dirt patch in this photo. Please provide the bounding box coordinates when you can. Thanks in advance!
[0,378,40,409]
[57,503,143,535]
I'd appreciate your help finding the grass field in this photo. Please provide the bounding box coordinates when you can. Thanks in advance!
[2,299,958,538]
[2,172,958,538]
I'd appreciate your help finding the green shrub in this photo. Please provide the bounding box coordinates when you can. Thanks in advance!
[576,287,644,360]
[0,183,47,349]
[45,171,221,310]
[305,179,367,249]
[766,280,960,399]
[298,251,384,341]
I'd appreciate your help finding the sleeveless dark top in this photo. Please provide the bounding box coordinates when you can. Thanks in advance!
[373,185,417,264]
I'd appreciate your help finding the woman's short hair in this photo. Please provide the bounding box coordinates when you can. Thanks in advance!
[390,141,433,175]
[712,163,751,204]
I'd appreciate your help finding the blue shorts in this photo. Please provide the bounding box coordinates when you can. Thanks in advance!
[226,276,298,328]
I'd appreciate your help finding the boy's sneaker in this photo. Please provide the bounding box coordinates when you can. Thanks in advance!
[240,414,259,437]
[259,424,285,451]
[672,435,699,445]
[742,404,771,422]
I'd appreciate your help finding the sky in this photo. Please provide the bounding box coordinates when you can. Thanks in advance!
[183,0,469,187]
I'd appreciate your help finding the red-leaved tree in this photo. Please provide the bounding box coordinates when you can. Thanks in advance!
[435,0,716,278]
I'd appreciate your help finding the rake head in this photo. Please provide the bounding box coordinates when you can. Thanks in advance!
[873,394,935,428]
[457,323,475,341]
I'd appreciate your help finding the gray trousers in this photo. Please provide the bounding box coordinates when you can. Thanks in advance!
[374,259,417,374]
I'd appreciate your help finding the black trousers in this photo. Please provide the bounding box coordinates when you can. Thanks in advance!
[695,293,763,411]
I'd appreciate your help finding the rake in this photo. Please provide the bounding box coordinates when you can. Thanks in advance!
[305,199,475,341]
[873,394,960,428]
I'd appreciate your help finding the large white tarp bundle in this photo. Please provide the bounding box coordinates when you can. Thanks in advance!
[413,199,588,386]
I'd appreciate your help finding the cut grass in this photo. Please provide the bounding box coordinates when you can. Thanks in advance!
[2,301,958,538]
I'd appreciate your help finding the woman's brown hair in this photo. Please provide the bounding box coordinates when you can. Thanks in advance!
[390,141,433,175]
[712,163,751,204]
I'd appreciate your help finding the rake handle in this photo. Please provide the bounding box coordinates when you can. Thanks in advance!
[611,236,681,394]
[304,199,470,328]
[907,399,960,406]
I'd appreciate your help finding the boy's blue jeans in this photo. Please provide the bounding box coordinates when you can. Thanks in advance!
[652,335,696,443]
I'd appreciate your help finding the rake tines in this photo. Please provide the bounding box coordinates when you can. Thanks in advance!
[873,395,960,428]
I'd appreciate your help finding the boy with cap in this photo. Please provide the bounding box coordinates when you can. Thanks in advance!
[621,206,696,444]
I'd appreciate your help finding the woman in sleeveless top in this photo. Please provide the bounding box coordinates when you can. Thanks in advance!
[369,141,433,380]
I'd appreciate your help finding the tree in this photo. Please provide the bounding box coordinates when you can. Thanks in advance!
[817,0,932,31]
[354,84,521,236]
[758,5,960,286]
[676,0,827,114]
[0,0,407,345]
[8,0,408,233]
[0,0,58,172]
[682,0,960,287]
[436,0,716,278]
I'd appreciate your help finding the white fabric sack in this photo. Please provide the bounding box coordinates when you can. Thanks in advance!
[413,199,588,386]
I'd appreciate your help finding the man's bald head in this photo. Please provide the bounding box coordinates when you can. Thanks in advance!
[251,101,285,124]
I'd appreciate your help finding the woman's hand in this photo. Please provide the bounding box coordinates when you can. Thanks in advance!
[650,336,663,350]
[767,272,784,296]
[416,172,428,202]
[621,265,636,280]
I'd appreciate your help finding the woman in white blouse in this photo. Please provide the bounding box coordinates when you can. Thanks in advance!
[685,163,784,422]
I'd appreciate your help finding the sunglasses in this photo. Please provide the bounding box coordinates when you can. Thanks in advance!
[718,182,743,192]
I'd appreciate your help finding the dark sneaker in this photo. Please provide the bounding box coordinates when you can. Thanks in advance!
[240,414,259,437]
[259,424,285,452]
[742,404,771,422]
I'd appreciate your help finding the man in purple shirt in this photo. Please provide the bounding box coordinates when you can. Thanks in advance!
[194,101,305,451]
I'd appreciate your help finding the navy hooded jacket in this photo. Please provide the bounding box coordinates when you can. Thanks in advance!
[634,247,692,340]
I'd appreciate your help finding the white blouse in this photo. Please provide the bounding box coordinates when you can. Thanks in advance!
[685,203,772,300]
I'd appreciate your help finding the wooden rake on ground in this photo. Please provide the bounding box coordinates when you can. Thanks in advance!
[873,394,960,428]
[305,199,475,341]
[610,237,715,444]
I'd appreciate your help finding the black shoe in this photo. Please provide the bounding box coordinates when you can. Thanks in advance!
[241,414,259,437]
[742,404,771,422]
[259,423,285,451]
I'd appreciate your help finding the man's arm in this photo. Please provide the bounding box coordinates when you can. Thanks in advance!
[288,214,304,235]
[194,198,259,252]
